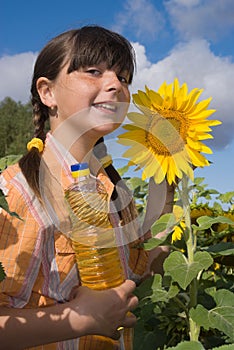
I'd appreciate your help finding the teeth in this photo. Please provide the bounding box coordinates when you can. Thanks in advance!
[95,103,117,111]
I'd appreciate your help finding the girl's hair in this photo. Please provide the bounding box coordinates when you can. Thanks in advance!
[19,25,136,197]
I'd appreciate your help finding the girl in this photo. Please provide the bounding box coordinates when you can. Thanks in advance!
[0,25,172,349]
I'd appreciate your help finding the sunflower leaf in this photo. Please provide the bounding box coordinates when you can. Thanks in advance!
[163,251,213,290]
[0,189,21,219]
[117,165,130,177]
[190,289,234,342]
[166,341,205,350]
[134,274,169,303]
[143,237,166,250]
[0,154,22,171]
[192,216,234,231]
[217,191,234,203]
[201,242,234,256]
[0,262,6,282]
[151,213,177,236]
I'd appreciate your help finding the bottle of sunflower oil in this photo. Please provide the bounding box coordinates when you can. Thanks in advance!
[64,162,133,350]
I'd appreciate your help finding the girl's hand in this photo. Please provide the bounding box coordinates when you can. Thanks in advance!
[68,280,138,339]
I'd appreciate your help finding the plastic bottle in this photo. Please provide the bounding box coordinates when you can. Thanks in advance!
[64,162,133,349]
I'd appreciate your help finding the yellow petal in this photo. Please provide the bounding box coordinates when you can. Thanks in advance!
[183,89,203,113]
[133,90,151,108]
[199,144,213,154]
[197,133,213,140]
[148,89,163,108]
[178,82,188,100]
[118,130,145,141]
[173,78,180,97]
[173,152,194,180]
[158,81,168,96]
[142,159,161,179]
[126,112,150,127]
[122,144,148,157]
[186,146,209,167]
[187,97,212,115]
[189,109,216,119]
[164,157,178,184]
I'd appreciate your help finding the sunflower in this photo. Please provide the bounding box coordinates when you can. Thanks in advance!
[190,206,214,224]
[118,78,221,184]
[171,205,186,243]
[171,222,186,243]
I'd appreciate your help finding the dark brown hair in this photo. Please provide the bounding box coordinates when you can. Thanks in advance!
[19,25,136,197]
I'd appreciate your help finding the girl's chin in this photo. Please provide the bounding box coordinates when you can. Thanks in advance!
[92,123,121,136]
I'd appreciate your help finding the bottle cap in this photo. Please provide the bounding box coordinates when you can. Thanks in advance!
[71,163,90,178]
[71,163,88,172]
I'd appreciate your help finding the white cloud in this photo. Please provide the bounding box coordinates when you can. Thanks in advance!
[112,0,165,40]
[131,39,234,148]
[0,52,37,103]
[166,0,234,41]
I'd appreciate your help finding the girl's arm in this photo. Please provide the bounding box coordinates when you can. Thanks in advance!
[142,178,175,276]
[0,280,138,350]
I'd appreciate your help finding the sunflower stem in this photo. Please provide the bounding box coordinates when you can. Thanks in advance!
[180,175,200,342]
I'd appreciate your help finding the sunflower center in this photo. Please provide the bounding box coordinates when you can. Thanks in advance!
[145,110,188,155]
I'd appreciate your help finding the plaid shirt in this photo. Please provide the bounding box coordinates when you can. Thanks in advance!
[0,133,148,349]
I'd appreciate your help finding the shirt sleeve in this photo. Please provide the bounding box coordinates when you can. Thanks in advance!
[0,166,42,308]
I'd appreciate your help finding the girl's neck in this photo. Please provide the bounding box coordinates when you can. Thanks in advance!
[50,125,98,163]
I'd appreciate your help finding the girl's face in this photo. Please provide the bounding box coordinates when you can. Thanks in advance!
[39,62,131,137]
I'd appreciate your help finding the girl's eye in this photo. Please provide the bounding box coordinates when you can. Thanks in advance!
[118,75,129,84]
[118,74,129,84]
[86,69,101,76]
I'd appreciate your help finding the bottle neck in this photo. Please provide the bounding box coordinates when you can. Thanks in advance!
[72,168,90,178]
[75,174,90,183]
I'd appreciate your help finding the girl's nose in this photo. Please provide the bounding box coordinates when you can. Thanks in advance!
[103,71,122,93]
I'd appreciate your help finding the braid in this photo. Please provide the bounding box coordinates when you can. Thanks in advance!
[32,103,47,141]
[19,98,49,198]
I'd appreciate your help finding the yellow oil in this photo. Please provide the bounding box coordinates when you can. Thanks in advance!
[72,240,125,289]
[65,180,133,349]
[71,233,132,349]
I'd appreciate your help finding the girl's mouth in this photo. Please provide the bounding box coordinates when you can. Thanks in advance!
[92,102,118,113]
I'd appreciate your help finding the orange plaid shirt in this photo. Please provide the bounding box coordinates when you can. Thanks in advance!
[0,133,148,349]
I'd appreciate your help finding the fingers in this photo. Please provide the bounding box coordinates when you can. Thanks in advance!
[114,279,139,313]
[122,312,137,328]
[128,295,138,311]
[116,279,136,296]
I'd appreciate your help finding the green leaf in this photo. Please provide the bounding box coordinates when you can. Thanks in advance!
[193,216,234,231]
[143,237,163,250]
[190,305,211,330]
[0,154,22,171]
[212,345,234,350]
[167,341,205,349]
[167,282,180,298]
[0,189,21,219]
[135,274,168,303]
[151,213,177,236]
[117,165,130,177]
[164,251,213,290]
[212,201,224,212]
[143,213,177,250]
[126,176,147,189]
[202,242,234,256]
[194,177,206,186]
[217,191,234,204]
[190,289,234,341]
[0,262,6,282]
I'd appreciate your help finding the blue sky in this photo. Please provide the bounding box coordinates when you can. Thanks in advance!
[1,0,234,195]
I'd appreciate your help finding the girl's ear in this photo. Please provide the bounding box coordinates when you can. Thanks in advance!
[36,77,56,107]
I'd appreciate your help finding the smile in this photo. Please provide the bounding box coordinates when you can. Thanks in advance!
[92,103,118,112]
